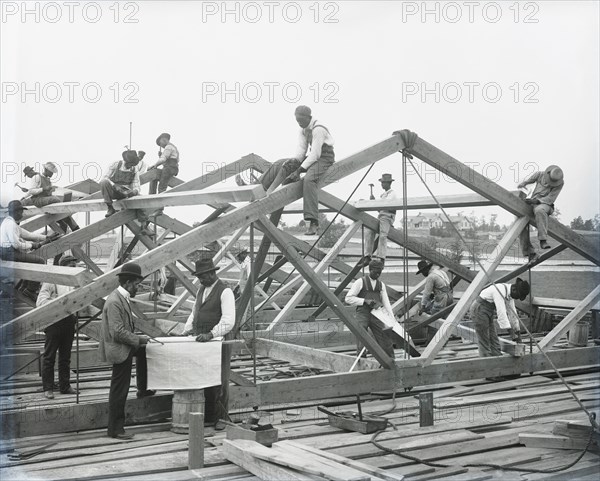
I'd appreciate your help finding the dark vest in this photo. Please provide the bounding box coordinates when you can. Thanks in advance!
[32,175,52,198]
[356,275,382,315]
[192,279,227,335]
[307,124,335,162]
[110,161,136,186]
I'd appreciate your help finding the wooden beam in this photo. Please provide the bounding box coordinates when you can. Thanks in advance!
[537,285,600,351]
[258,217,396,369]
[3,136,405,344]
[265,222,362,330]
[419,217,529,366]
[410,135,600,265]
[252,338,379,372]
[0,261,93,287]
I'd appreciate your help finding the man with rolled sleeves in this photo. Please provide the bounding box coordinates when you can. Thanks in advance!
[182,258,235,426]
[345,258,395,359]
[416,260,453,315]
[363,173,397,265]
[518,165,564,262]
[149,133,179,195]
[285,106,335,235]
[99,262,155,440]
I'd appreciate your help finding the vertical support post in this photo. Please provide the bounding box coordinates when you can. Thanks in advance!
[591,311,599,341]
[419,392,434,427]
[188,412,205,469]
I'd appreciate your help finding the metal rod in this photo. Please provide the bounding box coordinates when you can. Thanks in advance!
[76,315,80,404]
[250,222,257,384]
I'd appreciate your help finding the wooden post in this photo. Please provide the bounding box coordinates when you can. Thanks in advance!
[419,392,434,427]
[188,412,205,469]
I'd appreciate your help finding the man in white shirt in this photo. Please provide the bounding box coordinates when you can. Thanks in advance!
[182,258,235,426]
[37,255,79,399]
[416,260,453,315]
[149,133,179,195]
[470,278,529,359]
[363,174,397,265]
[345,258,395,358]
[285,106,335,235]
[0,200,54,297]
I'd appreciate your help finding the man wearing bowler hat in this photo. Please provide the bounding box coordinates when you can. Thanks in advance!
[416,259,453,316]
[363,173,397,266]
[182,258,235,427]
[517,165,564,262]
[20,162,80,232]
[149,132,180,196]
[470,278,530,363]
[284,106,335,235]
[99,262,154,440]
[37,255,81,399]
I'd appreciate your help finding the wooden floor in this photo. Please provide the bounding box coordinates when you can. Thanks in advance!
[1,338,599,481]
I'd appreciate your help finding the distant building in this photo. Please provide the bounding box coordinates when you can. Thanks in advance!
[444,215,471,232]
[401,213,445,231]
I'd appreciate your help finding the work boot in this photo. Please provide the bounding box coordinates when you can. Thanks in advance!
[540,240,550,249]
[528,252,539,263]
[305,221,318,236]
[136,389,156,398]
[105,205,117,217]
[359,255,371,268]
[61,386,79,395]
[44,390,54,400]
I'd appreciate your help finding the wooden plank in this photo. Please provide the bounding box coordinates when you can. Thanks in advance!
[258,218,396,369]
[419,217,529,365]
[518,432,597,450]
[222,439,322,481]
[538,285,600,351]
[410,134,600,265]
[532,295,600,311]
[252,339,379,372]
[0,261,93,287]
[265,222,362,330]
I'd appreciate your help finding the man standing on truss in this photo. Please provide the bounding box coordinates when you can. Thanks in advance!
[363,173,397,266]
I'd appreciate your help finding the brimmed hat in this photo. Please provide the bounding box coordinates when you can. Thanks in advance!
[7,200,25,214]
[155,132,171,146]
[514,278,530,301]
[416,260,433,275]
[117,262,145,280]
[43,162,58,174]
[59,255,78,266]
[23,166,35,175]
[121,150,140,164]
[192,258,220,276]
[543,165,564,187]
[379,173,394,183]
[368,258,384,270]
[233,245,249,256]
[294,105,311,117]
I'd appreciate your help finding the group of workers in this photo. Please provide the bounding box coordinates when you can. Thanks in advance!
[0,105,567,434]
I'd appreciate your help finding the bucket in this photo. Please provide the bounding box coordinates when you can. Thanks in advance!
[171,389,205,434]
[568,321,589,347]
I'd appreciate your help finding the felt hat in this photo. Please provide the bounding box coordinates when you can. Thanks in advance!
[368,258,385,270]
[137,150,146,160]
[7,200,25,214]
[43,162,58,174]
[416,260,433,275]
[379,173,394,183]
[59,255,78,266]
[23,166,35,175]
[192,258,220,276]
[294,105,311,117]
[155,132,171,146]
[121,150,139,164]
[543,165,564,187]
[233,245,249,256]
[117,262,145,280]
[514,278,530,301]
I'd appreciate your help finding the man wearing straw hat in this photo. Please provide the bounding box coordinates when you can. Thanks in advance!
[518,165,564,262]
[363,173,397,266]
[20,162,80,232]
[182,258,236,427]
[99,262,154,440]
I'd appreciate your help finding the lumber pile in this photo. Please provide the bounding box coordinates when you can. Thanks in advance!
[222,439,405,481]
[519,416,600,452]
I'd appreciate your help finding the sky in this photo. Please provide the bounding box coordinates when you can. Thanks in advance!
[1,0,599,229]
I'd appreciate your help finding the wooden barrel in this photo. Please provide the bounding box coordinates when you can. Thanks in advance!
[171,389,205,434]
[568,321,589,347]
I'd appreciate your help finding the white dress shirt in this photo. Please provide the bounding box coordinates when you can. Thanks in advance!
[0,216,46,251]
[479,284,520,330]
[183,280,235,339]
[293,118,335,170]
[346,276,394,317]
[37,283,75,307]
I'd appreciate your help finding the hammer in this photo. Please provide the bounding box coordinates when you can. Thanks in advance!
[369,183,375,200]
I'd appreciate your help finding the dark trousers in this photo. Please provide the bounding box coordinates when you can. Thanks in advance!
[303,157,335,222]
[22,196,79,231]
[0,247,45,292]
[42,317,76,392]
[471,298,502,357]
[99,179,148,223]
[107,346,148,437]
[355,309,395,359]
[204,343,231,423]
[258,158,300,193]
[149,164,179,194]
